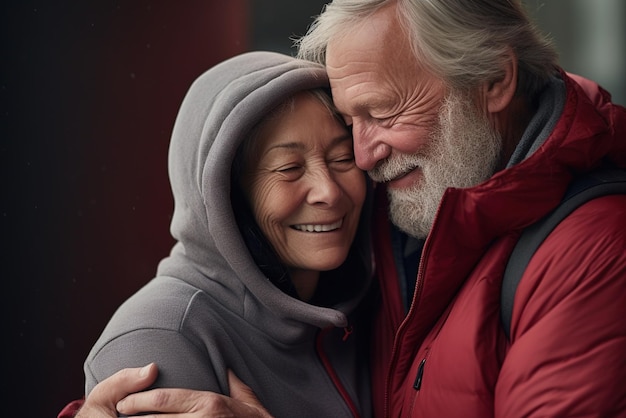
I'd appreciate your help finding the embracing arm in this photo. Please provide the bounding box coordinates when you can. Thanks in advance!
[58,363,159,418]
[59,365,272,418]
[115,369,273,417]
[73,365,158,418]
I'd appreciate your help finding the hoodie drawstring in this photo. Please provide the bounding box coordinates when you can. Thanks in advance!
[316,327,361,418]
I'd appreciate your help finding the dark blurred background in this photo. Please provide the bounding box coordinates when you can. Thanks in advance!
[1,1,623,417]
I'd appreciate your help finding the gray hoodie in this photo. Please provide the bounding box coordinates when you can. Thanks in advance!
[84,51,373,418]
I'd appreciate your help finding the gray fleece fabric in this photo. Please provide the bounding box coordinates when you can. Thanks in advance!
[84,51,373,418]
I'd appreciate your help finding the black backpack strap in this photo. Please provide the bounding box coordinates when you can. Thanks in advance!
[501,167,626,340]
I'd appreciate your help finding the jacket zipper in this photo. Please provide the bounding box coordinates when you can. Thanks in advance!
[413,358,426,390]
[316,327,361,418]
[383,194,447,416]
[383,255,426,416]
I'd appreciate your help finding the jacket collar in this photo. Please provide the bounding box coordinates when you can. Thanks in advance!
[396,69,615,346]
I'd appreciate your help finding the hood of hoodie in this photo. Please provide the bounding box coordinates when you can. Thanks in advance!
[156,51,372,330]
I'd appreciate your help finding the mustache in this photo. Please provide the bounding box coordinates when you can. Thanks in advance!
[368,153,423,183]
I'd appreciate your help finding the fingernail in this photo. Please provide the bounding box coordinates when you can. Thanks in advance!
[116,398,126,409]
[139,364,151,377]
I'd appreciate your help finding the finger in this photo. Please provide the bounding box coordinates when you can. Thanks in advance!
[117,372,275,417]
[117,387,246,416]
[116,388,198,415]
[89,363,158,404]
[76,364,158,418]
[228,370,274,418]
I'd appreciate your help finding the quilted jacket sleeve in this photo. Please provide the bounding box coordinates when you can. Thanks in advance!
[57,399,83,418]
[496,195,626,416]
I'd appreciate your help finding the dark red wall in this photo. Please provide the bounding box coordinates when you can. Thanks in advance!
[1,2,249,416]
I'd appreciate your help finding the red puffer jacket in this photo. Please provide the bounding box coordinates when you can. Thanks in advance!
[370,71,626,418]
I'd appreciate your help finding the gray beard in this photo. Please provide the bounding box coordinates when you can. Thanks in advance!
[369,92,503,239]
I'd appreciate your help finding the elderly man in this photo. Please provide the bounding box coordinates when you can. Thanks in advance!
[63,1,626,417]
[296,1,626,417]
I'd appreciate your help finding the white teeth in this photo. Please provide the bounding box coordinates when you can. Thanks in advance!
[293,219,342,232]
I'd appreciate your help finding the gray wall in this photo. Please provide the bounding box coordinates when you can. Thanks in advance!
[527,0,625,105]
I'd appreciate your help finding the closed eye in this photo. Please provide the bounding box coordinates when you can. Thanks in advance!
[276,165,301,172]
[330,155,356,171]
[274,165,304,180]
[371,114,394,125]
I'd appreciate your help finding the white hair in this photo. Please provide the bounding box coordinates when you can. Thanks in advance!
[295,0,559,98]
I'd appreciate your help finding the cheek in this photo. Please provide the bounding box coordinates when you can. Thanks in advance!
[387,122,433,155]
[346,171,367,206]
[249,180,301,233]
[335,170,367,220]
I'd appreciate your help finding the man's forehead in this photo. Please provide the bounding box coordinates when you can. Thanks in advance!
[326,7,403,70]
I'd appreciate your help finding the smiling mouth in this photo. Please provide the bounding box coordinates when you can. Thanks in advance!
[389,169,414,182]
[292,219,343,232]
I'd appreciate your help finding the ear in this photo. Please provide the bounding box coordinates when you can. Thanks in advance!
[483,48,518,114]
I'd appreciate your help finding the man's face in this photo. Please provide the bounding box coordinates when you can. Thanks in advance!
[327,5,501,238]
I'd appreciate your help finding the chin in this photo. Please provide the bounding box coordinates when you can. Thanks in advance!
[310,252,349,272]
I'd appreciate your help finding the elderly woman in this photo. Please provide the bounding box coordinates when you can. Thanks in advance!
[61,51,374,418]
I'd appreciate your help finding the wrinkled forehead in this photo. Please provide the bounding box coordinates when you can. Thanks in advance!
[326,8,414,89]
[237,89,338,167]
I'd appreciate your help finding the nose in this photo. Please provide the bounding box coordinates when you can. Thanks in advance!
[306,167,343,207]
[352,121,390,171]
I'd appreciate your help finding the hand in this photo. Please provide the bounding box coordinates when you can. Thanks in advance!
[75,363,158,418]
[116,369,274,417]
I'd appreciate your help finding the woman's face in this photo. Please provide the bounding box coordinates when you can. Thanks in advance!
[242,92,366,275]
